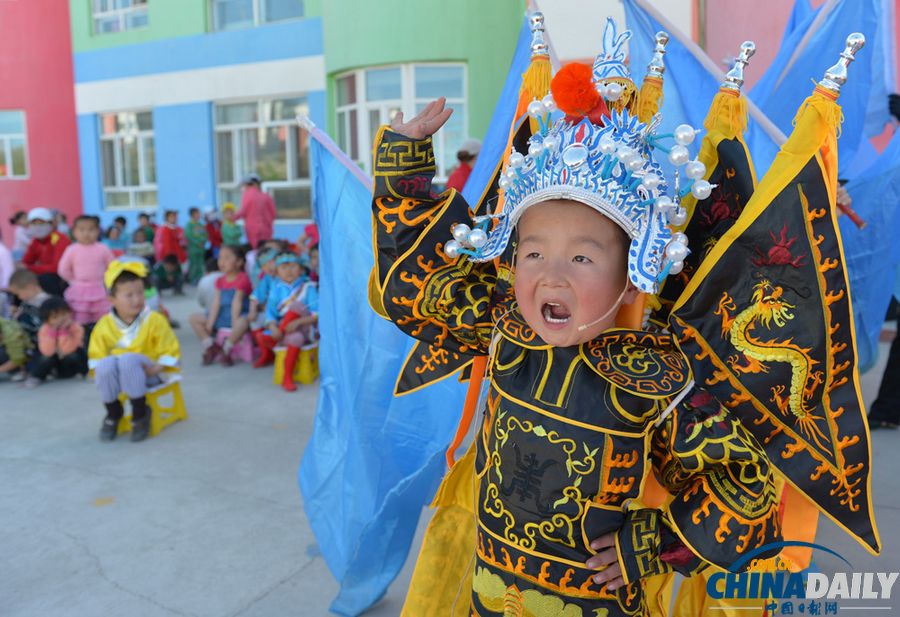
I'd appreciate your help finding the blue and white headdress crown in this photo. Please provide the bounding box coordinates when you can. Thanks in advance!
[444,18,714,294]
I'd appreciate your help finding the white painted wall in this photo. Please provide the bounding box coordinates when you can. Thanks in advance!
[534,0,693,63]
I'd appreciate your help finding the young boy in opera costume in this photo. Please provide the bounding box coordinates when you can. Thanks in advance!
[369,17,880,617]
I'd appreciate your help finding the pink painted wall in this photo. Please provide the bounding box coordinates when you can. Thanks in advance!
[703,0,795,90]
[0,0,82,246]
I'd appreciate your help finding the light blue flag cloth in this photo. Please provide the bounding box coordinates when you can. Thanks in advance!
[299,127,466,616]
[299,16,532,615]
[747,0,884,175]
[839,129,900,372]
[461,18,531,204]
[780,0,816,48]
[623,0,780,180]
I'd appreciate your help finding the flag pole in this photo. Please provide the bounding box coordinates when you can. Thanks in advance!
[631,0,788,146]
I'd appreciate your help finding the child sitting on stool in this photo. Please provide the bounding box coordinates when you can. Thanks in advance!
[88,260,181,442]
[253,253,313,390]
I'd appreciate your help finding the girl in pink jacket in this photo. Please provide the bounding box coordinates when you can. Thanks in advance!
[58,216,114,324]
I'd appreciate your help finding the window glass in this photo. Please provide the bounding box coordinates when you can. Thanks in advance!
[10,140,27,177]
[92,0,148,34]
[415,65,464,99]
[264,0,303,22]
[98,109,155,207]
[336,75,356,106]
[214,97,312,219]
[214,0,254,31]
[365,68,402,101]
[216,103,258,126]
[0,111,25,134]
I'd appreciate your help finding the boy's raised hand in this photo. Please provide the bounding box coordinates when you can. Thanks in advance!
[390,97,453,140]
[585,532,626,591]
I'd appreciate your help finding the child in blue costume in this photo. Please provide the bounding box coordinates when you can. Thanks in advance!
[370,19,879,617]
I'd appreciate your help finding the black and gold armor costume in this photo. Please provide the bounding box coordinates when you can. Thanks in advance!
[369,127,782,616]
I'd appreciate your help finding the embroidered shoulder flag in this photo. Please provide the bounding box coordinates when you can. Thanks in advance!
[669,83,881,555]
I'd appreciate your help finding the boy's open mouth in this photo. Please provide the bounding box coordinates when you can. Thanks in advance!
[541,301,571,326]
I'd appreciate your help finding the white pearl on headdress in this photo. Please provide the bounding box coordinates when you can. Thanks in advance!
[605,82,624,101]
[508,152,525,168]
[684,160,706,180]
[528,142,543,157]
[668,145,690,167]
[541,94,557,114]
[671,232,688,245]
[674,124,696,146]
[505,168,517,181]
[665,242,688,261]
[690,179,712,200]
[670,206,688,226]
[467,228,488,249]
[543,134,560,150]
[444,239,461,258]
[626,157,644,172]
[642,174,661,190]
[598,137,616,156]
[498,175,510,189]
[669,260,685,275]
[527,99,544,119]
[655,195,674,212]
[452,224,471,244]
[595,82,608,97]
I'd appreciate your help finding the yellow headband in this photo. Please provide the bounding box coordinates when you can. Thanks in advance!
[222,202,236,212]
[105,260,148,291]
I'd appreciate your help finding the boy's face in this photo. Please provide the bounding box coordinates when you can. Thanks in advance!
[513,200,638,347]
[163,261,178,273]
[223,209,235,222]
[276,261,301,283]
[109,279,146,322]
[133,230,146,243]
[190,211,200,221]
[9,283,40,301]
[261,259,277,276]
[139,216,149,226]
[166,213,177,224]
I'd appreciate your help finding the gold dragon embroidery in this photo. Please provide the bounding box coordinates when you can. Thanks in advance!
[714,280,828,450]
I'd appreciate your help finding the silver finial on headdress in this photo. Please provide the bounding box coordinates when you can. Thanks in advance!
[818,33,865,95]
[721,41,755,91]
[646,31,669,78]
[529,12,549,58]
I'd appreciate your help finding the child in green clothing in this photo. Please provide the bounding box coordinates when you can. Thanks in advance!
[186,207,208,284]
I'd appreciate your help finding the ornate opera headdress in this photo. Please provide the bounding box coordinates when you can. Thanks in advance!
[444,18,715,294]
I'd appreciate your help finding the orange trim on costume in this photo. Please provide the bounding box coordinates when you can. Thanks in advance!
[446,354,488,467]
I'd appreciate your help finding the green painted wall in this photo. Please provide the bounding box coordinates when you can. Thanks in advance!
[322,0,525,139]
[70,0,321,52]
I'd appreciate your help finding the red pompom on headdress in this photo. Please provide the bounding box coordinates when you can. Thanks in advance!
[550,63,608,124]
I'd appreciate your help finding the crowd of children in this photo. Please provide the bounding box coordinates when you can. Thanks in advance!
[1,206,320,440]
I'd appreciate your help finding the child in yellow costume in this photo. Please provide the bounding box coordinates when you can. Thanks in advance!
[370,19,879,617]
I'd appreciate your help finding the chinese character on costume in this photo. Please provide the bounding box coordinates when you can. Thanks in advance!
[369,16,880,617]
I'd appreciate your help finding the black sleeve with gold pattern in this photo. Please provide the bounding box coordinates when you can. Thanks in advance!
[369,126,497,356]
[646,388,782,573]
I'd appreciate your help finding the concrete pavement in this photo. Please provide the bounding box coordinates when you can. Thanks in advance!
[1,291,898,616]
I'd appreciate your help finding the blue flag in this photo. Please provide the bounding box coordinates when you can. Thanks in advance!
[840,129,900,371]
[623,0,781,179]
[748,0,884,175]
[299,128,465,616]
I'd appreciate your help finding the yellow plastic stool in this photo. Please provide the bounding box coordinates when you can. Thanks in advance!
[272,344,319,385]
[118,376,188,437]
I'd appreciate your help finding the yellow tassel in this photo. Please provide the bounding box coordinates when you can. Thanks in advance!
[792,88,844,138]
[638,76,664,124]
[521,55,552,102]
[703,88,748,141]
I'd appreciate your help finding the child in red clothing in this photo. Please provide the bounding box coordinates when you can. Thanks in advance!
[154,210,186,263]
